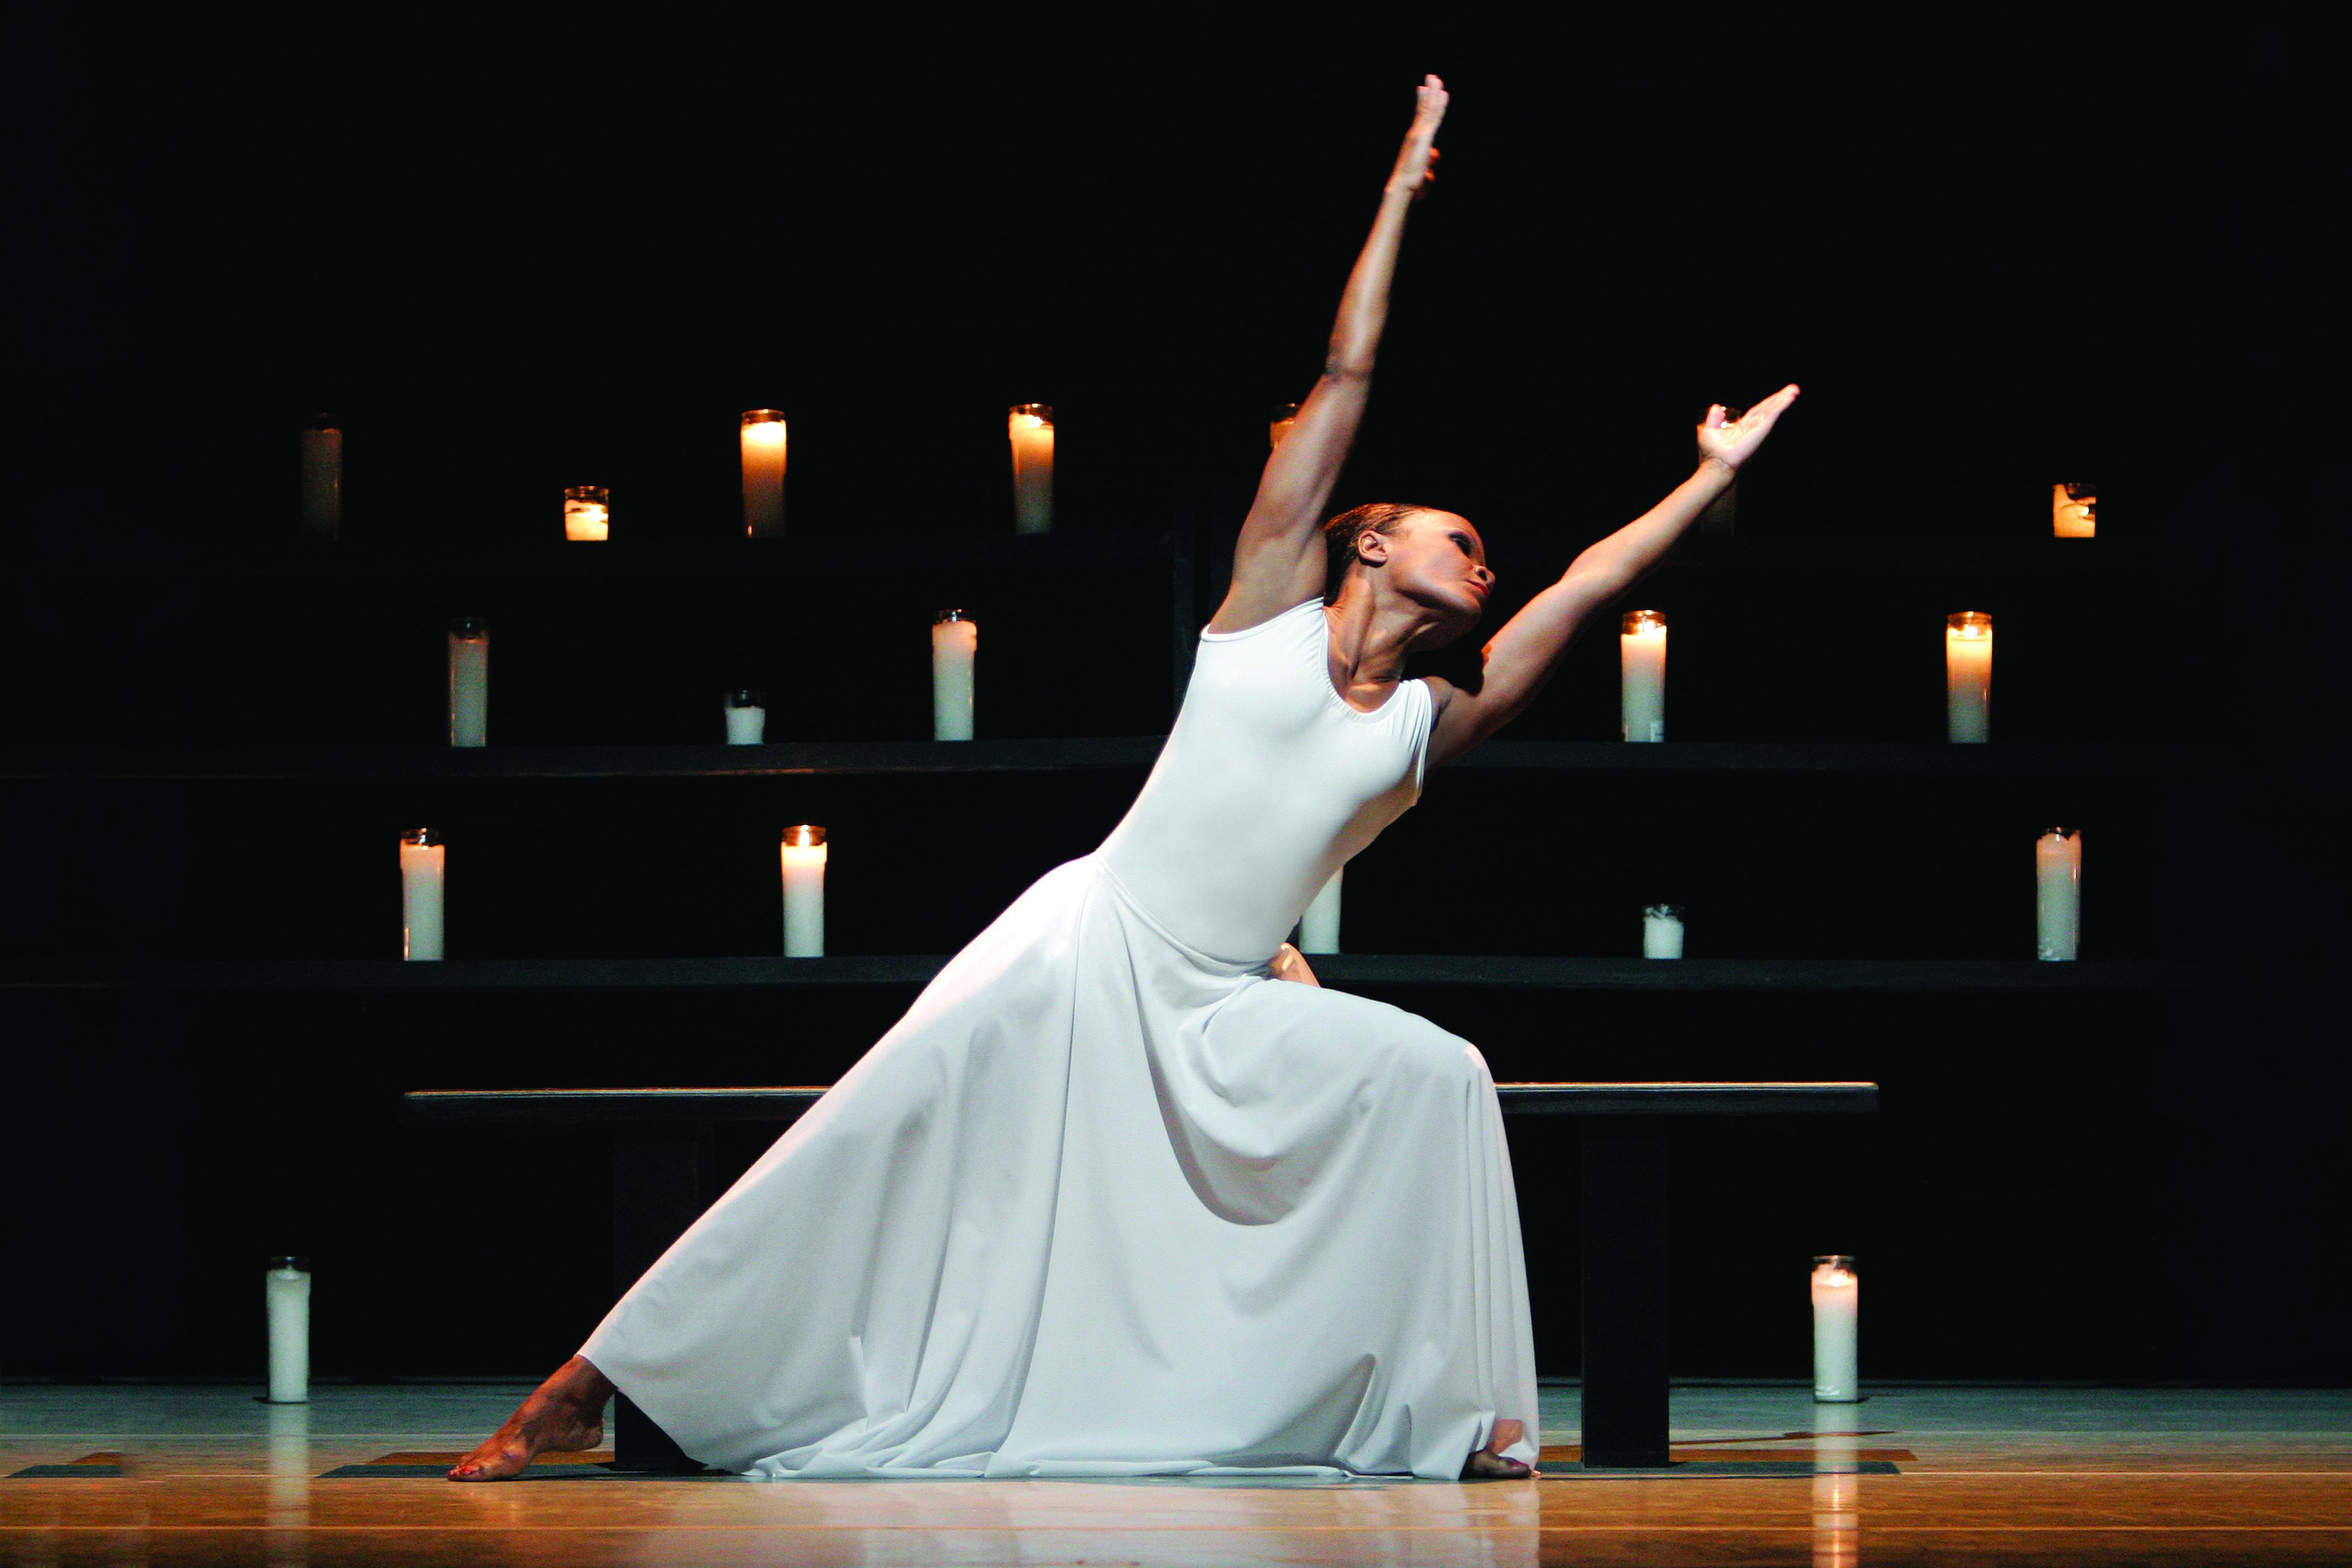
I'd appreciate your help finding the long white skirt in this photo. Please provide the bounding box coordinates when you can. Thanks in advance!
[578,851,1538,1479]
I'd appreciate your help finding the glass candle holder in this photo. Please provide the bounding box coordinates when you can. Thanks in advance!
[1621,610,1668,742]
[1009,403,1055,533]
[1811,1254,1859,1402]
[1699,404,1740,538]
[562,484,610,542]
[1298,867,1343,954]
[781,824,828,957]
[447,618,489,747]
[932,609,977,741]
[2052,481,2096,538]
[399,827,446,961]
[724,688,767,745]
[2035,826,2082,960]
[1944,611,1992,743]
[1642,903,1686,959]
[1269,401,1300,451]
[298,413,342,540]
[741,410,788,537]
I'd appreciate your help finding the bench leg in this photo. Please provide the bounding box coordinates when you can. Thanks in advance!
[1580,1131,1670,1468]
[609,1121,717,1473]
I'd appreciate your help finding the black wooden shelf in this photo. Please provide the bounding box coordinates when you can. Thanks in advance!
[1,956,2326,995]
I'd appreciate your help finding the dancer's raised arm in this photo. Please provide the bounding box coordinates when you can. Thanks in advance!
[1425,385,1801,767]
[1209,75,1447,633]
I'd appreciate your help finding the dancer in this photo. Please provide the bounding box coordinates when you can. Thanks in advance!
[452,74,1796,1484]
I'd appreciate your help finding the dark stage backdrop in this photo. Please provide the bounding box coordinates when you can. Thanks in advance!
[2,10,2342,1385]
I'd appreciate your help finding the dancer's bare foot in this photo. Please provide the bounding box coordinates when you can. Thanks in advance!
[448,1355,615,1481]
[1461,1417,1534,1480]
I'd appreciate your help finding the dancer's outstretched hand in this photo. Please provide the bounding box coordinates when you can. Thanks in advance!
[1697,383,1801,472]
[1386,74,1449,199]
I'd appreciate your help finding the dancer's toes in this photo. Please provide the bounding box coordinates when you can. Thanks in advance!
[1460,1449,1534,1480]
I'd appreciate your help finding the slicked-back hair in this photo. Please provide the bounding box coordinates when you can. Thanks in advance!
[1321,503,1435,604]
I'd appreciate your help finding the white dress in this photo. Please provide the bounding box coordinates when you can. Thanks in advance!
[579,594,1539,1479]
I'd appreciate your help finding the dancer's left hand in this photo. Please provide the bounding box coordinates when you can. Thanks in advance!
[1270,943,1322,987]
[1697,383,1801,473]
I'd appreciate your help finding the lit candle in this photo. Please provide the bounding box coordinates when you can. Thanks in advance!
[2052,481,2096,539]
[1269,401,1299,451]
[1009,404,1054,533]
[1642,903,1685,958]
[399,828,445,961]
[1811,1254,1859,1403]
[1699,404,1740,538]
[1298,866,1343,954]
[932,609,976,741]
[724,688,767,745]
[1945,612,1992,743]
[447,617,489,747]
[298,414,342,541]
[2035,826,2082,960]
[265,1256,311,1404]
[562,484,609,541]
[1621,610,1668,742]
[780,824,827,957]
[741,410,787,537]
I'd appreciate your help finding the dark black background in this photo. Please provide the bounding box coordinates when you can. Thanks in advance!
[2,8,2342,1386]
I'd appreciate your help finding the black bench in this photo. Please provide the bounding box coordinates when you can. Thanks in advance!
[407,1079,1878,1471]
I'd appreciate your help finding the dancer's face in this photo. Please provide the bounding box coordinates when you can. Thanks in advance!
[1360,510,1493,641]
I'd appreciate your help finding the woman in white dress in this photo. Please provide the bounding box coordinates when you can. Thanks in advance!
[451,74,1796,1484]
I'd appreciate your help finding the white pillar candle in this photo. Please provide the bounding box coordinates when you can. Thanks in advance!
[447,618,489,747]
[741,410,787,537]
[1009,404,1054,533]
[724,689,767,745]
[2035,826,2082,960]
[932,610,977,741]
[1945,611,1992,743]
[1642,903,1685,958]
[1298,866,1343,954]
[399,829,445,960]
[562,484,609,542]
[265,1257,311,1404]
[1621,610,1668,742]
[1811,1254,1859,1403]
[1269,402,1299,451]
[2052,482,2096,539]
[298,416,342,540]
[781,824,827,957]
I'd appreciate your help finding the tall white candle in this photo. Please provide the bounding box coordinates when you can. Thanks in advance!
[399,829,445,960]
[2035,826,2082,960]
[1945,612,1992,743]
[1298,866,1343,954]
[1009,404,1054,533]
[932,610,977,741]
[1811,1255,1859,1403]
[298,417,342,540]
[741,410,787,537]
[265,1258,311,1403]
[724,690,767,745]
[2052,482,2096,539]
[1621,610,1668,742]
[447,618,489,747]
[562,484,609,542]
[781,824,827,957]
[1269,402,1299,451]
[1642,903,1685,959]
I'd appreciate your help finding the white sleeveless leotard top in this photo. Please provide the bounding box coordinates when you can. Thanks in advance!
[1096,594,1434,967]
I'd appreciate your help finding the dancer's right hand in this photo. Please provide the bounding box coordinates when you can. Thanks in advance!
[1270,943,1323,987]
[1385,74,1449,199]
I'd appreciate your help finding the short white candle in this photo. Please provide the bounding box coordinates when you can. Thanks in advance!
[1811,1255,1859,1403]
[741,410,788,537]
[1298,866,1343,954]
[298,417,342,540]
[2052,482,2096,539]
[399,829,445,960]
[724,690,767,745]
[1642,903,1685,959]
[1009,404,1054,533]
[932,610,977,741]
[1621,610,1668,742]
[562,484,609,542]
[781,824,827,957]
[265,1258,311,1404]
[2035,826,2082,961]
[447,618,489,747]
[1945,612,1992,744]
[1269,402,1299,451]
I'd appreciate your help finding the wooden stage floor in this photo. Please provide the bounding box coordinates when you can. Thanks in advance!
[4,1382,2348,1565]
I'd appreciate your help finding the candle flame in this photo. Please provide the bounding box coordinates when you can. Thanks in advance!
[742,420,788,450]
